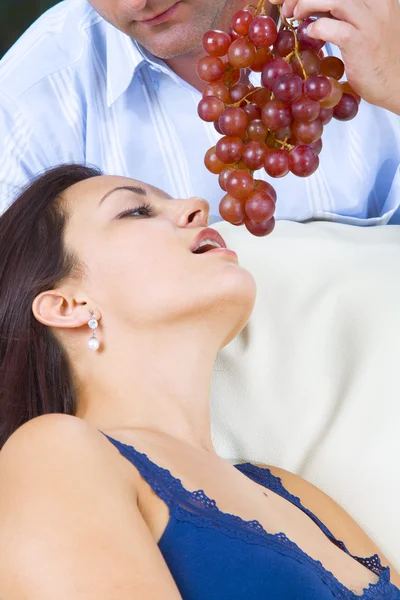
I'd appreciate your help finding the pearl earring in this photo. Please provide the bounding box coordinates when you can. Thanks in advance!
[88,310,100,351]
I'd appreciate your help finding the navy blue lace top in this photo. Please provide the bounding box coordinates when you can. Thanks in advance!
[103,434,400,600]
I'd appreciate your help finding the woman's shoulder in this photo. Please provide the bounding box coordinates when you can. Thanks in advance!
[0,416,183,599]
[1,414,104,464]
[0,414,138,496]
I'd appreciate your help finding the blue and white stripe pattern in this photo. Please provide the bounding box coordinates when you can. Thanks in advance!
[1,0,400,225]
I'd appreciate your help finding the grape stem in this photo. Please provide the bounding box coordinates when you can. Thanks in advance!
[256,0,266,15]
[278,4,292,30]
[278,6,308,81]
[275,138,295,151]
[232,87,271,106]
[244,0,266,15]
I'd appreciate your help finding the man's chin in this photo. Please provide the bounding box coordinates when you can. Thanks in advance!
[132,27,204,60]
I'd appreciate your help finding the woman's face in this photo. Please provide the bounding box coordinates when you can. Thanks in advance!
[62,175,256,340]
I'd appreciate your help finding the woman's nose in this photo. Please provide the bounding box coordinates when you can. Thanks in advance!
[176,197,210,229]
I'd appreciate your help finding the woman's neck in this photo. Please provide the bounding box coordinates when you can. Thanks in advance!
[74,321,224,453]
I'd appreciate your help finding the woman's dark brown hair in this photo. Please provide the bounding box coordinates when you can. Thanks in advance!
[0,164,102,449]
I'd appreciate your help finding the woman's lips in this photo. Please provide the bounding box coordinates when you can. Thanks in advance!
[206,247,238,259]
[141,2,182,27]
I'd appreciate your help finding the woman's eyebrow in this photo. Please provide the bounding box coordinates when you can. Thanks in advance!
[98,185,147,206]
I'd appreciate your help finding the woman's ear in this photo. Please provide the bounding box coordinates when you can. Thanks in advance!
[32,290,99,330]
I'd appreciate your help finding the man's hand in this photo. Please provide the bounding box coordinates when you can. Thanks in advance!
[268,0,400,115]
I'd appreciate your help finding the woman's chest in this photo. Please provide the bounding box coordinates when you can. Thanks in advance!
[136,462,378,596]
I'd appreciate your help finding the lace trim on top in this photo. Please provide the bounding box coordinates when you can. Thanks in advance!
[103,434,392,600]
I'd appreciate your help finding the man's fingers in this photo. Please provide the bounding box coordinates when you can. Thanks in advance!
[307,17,357,49]
[268,0,365,26]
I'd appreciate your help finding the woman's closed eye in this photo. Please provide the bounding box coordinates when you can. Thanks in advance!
[117,202,156,219]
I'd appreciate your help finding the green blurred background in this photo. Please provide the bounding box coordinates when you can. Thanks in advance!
[0,1,57,57]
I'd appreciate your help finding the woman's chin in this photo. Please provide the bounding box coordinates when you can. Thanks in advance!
[221,263,257,305]
[214,270,257,347]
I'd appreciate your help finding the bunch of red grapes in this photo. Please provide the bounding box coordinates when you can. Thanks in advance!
[197,1,360,236]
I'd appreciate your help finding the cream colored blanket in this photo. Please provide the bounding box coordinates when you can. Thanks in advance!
[210,219,400,569]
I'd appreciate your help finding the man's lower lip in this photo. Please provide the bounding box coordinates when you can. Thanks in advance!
[141,2,181,26]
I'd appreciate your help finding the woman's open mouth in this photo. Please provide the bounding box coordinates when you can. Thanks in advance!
[190,228,238,259]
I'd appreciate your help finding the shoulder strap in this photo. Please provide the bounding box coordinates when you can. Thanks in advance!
[102,433,178,510]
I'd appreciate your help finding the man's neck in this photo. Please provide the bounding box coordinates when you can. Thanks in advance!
[165,47,208,91]
[164,2,278,91]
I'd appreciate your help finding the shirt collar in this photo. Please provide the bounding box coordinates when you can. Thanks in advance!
[105,21,196,106]
[106,22,146,107]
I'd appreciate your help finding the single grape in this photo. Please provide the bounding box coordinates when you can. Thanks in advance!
[254,179,277,202]
[274,126,292,141]
[261,57,292,90]
[203,81,231,104]
[215,136,244,163]
[273,73,303,104]
[244,216,275,236]
[232,9,254,35]
[197,96,225,121]
[303,75,332,102]
[292,50,321,78]
[264,149,290,177]
[333,93,359,121]
[261,99,293,131]
[230,83,251,104]
[250,87,271,107]
[197,56,225,82]
[341,81,361,104]
[243,103,262,121]
[289,145,319,177]
[204,147,226,174]
[242,140,268,170]
[291,94,320,123]
[274,30,295,57]
[251,47,273,72]
[219,193,245,225]
[318,107,334,125]
[226,169,255,200]
[228,38,257,69]
[305,138,323,155]
[248,15,278,48]
[247,119,269,142]
[320,77,343,108]
[218,167,235,191]
[202,30,231,57]
[245,189,275,222]
[292,119,323,144]
[320,56,345,81]
[218,106,248,137]
[297,18,325,52]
